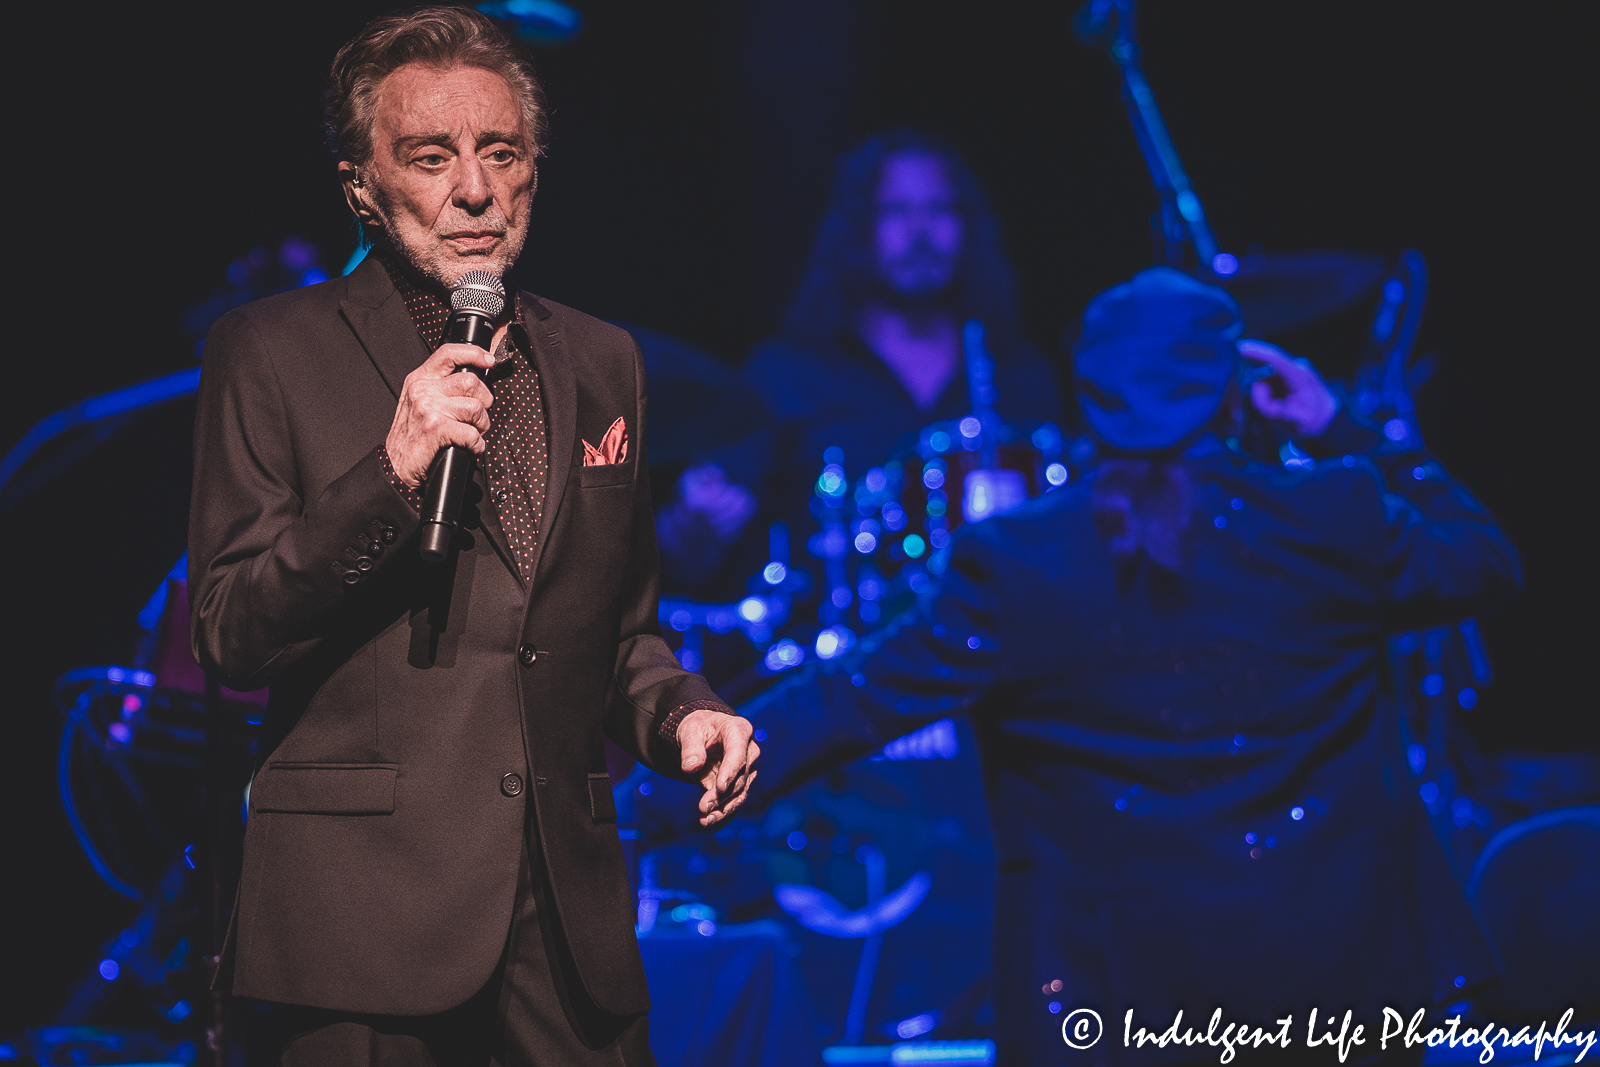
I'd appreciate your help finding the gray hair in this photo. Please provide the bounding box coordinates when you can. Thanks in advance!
[325,5,548,168]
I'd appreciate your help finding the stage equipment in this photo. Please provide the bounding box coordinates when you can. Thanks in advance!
[419,270,507,561]
[1073,0,1386,335]
[43,559,260,1065]
[477,0,582,44]
[774,846,932,1044]
[0,368,200,512]
[1074,0,1218,269]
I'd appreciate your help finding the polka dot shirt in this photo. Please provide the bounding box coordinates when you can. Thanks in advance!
[379,252,549,584]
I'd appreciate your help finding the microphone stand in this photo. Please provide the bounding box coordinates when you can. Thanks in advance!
[1077,0,1220,271]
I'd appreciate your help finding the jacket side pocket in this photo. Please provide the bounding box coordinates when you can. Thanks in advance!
[251,763,400,815]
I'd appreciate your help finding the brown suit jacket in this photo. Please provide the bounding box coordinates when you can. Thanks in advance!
[188,253,718,1016]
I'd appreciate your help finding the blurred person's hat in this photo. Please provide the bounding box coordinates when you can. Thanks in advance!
[1074,266,1243,452]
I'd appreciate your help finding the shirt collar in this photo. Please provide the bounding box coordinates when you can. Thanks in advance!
[374,246,526,360]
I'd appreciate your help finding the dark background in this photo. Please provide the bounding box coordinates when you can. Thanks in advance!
[2,0,1591,1037]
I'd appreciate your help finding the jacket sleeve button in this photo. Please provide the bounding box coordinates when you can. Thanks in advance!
[342,570,361,585]
[501,773,524,797]
[355,556,375,571]
[382,526,398,544]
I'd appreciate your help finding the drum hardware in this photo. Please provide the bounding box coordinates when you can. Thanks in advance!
[773,844,933,1045]
[44,560,259,1065]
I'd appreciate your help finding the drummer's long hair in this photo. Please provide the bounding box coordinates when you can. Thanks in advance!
[783,129,1023,351]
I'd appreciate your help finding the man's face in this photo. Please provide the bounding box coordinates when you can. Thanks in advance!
[873,152,965,302]
[344,63,535,289]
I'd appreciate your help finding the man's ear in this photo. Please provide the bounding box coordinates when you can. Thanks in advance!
[338,161,376,224]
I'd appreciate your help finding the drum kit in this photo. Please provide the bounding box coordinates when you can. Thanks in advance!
[5,0,1492,1059]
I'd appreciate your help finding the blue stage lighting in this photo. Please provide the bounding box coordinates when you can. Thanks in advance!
[765,639,804,671]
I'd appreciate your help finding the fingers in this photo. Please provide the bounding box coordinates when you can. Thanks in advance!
[432,371,495,406]
[440,396,492,439]
[1237,338,1294,370]
[419,342,497,379]
[699,770,757,827]
[697,719,757,793]
[678,710,761,827]
[410,389,491,447]
[718,735,759,792]
[1251,378,1289,419]
[679,727,708,775]
[1241,340,1337,438]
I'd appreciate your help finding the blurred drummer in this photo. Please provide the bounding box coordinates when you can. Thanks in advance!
[742,267,1521,1065]
[655,129,1063,593]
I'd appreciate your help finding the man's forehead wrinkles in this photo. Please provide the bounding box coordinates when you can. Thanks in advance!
[384,129,529,161]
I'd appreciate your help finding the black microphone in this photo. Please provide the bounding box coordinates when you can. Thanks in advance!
[418,270,507,561]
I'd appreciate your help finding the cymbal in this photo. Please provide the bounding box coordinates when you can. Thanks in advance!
[1210,250,1389,337]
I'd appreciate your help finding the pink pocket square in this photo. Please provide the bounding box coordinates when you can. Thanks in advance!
[582,417,629,466]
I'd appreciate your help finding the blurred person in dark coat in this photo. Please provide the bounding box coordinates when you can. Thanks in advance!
[742,267,1520,1066]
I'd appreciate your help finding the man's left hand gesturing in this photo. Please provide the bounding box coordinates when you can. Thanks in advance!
[678,709,760,827]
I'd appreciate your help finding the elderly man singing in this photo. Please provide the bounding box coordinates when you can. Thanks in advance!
[188,7,757,1064]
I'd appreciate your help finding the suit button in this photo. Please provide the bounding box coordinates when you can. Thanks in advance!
[494,489,509,503]
[381,526,398,545]
[355,556,374,571]
[517,644,536,666]
[342,570,361,585]
[365,540,384,558]
[501,773,524,797]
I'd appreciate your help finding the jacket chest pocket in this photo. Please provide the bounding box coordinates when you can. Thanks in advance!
[578,461,635,489]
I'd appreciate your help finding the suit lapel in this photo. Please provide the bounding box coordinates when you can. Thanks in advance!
[520,295,575,589]
[338,253,427,400]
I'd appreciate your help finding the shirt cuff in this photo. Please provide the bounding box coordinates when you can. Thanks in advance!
[658,698,734,744]
[377,446,423,512]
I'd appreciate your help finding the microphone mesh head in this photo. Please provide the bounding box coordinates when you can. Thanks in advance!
[449,271,506,318]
